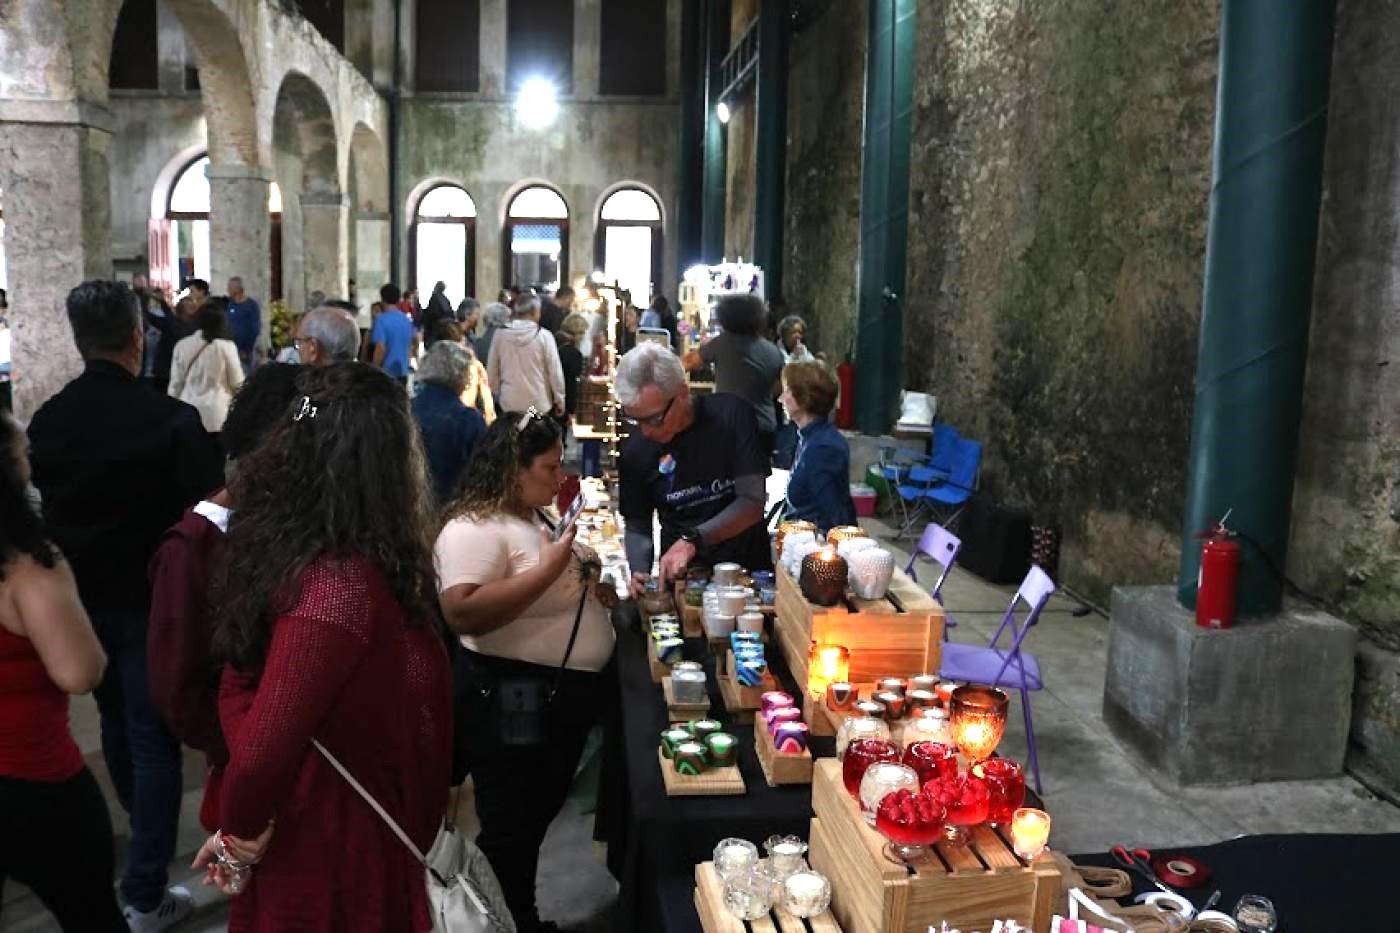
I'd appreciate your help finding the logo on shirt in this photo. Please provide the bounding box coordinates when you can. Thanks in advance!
[658,453,677,494]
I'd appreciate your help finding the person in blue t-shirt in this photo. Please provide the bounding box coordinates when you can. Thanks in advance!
[226,277,262,372]
[371,283,417,383]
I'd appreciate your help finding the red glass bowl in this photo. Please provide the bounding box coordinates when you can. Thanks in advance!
[923,771,990,827]
[842,738,900,797]
[902,741,959,788]
[975,757,1026,825]
[875,788,947,846]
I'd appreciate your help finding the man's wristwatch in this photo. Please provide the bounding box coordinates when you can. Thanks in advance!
[680,527,704,548]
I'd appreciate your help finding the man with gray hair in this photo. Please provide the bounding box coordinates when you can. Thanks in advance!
[616,342,772,598]
[486,293,566,417]
[293,306,361,367]
[412,341,485,503]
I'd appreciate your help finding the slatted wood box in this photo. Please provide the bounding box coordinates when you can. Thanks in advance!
[774,565,944,696]
[694,860,843,932]
[808,759,1060,932]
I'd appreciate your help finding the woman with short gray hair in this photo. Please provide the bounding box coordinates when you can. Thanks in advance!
[411,342,486,504]
[476,302,511,367]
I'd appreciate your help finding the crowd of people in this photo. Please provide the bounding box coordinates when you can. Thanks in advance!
[0,271,855,933]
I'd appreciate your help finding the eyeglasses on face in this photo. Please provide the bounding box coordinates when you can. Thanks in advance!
[626,394,675,428]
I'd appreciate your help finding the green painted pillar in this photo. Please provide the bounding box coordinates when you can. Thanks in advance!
[700,0,730,261]
[854,0,916,434]
[676,0,705,280]
[753,0,789,301]
[1177,0,1336,614]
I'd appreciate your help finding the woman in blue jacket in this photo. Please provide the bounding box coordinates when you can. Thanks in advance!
[779,361,858,531]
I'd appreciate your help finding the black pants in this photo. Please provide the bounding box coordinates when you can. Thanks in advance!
[0,767,127,931]
[457,651,616,932]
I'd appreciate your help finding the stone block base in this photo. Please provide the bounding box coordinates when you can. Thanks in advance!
[1103,585,1356,785]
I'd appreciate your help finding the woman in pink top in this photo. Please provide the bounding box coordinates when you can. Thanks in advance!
[0,413,125,931]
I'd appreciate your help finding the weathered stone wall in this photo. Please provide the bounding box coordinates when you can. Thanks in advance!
[107,93,207,262]
[782,0,866,361]
[902,0,1219,600]
[1290,0,1400,795]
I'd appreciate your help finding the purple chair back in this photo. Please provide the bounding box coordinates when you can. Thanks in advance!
[985,565,1056,679]
[906,522,962,602]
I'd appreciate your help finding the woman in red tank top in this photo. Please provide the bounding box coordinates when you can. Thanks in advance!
[0,413,126,931]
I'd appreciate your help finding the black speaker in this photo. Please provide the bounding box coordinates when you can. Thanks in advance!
[957,495,1032,584]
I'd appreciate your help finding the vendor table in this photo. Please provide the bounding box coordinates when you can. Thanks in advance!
[597,607,834,932]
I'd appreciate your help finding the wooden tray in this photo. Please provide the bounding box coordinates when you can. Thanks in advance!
[753,716,813,786]
[808,759,1060,932]
[774,565,944,694]
[673,581,706,639]
[657,747,745,797]
[663,675,711,722]
[646,634,674,685]
[693,860,843,932]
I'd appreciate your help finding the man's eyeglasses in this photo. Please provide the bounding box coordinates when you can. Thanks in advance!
[627,395,675,428]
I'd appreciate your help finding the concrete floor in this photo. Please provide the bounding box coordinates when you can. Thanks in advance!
[5,513,1397,930]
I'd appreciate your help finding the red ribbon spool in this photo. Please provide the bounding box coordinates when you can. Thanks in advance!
[1151,854,1212,889]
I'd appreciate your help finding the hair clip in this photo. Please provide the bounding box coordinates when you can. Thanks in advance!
[516,406,540,432]
[293,396,318,421]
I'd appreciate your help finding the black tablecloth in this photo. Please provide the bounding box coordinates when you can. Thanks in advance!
[596,607,832,933]
[1072,832,1400,929]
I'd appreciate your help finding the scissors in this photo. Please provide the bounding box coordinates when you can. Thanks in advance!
[1111,845,1174,894]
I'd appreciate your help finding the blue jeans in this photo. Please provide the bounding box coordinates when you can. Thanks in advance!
[89,609,183,912]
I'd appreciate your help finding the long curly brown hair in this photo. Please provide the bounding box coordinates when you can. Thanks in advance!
[442,411,562,523]
[213,363,440,670]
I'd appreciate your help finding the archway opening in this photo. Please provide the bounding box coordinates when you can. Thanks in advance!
[413,185,476,307]
[597,186,663,304]
[505,185,569,291]
[158,155,282,294]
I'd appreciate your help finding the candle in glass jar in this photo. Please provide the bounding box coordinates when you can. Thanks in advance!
[876,677,907,697]
[1010,808,1051,861]
[807,643,851,697]
[909,674,939,693]
[874,690,907,719]
[826,681,858,711]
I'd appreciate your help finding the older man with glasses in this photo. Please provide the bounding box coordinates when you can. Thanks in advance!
[291,306,360,367]
[616,342,772,599]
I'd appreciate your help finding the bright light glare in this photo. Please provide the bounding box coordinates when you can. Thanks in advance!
[716,100,731,124]
[516,77,560,129]
[590,270,606,284]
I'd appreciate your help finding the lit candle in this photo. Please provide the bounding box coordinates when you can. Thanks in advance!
[689,719,722,740]
[1010,808,1051,861]
[855,699,886,719]
[807,643,851,698]
[673,741,708,776]
[907,688,939,712]
[876,677,908,697]
[781,869,832,918]
[713,838,759,880]
[766,707,804,736]
[660,727,692,757]
[874,690,907,720]
[764,835,808,875]
[909,674,939,693]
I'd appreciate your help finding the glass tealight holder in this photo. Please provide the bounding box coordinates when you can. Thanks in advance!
[843,738,901,798]
[835,716,890,759]
[950,684,1010,764]
[712,838,759,881]
[781,870,832,919]
[826,680,859,712]
[1009,808,1051,861]
[807,643,850,698]
[974,757,1026,825]
[763,835,808,879]
[903,708,953,747]
[858,762,919,826]
[722,868,773,921]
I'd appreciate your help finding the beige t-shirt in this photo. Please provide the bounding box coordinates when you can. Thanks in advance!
[435,512,615,672]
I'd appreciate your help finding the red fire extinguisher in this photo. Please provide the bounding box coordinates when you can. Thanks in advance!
[1196,513,1240,629]
[835,360,855,429]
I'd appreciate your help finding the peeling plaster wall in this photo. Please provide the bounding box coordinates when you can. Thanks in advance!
[900,0,1219,600]
[107,93,207,264]
[782,0,866,361]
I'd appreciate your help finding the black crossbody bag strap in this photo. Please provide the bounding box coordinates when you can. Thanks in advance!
[538,509,589,702]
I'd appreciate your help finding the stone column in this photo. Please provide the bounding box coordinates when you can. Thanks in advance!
[0,110,112,418]
[207,162,272,356]
[480,0,508,96]
[354,213,391,298]
[476,184,503,298]
[300,192,349,303]
[574,0,601,98]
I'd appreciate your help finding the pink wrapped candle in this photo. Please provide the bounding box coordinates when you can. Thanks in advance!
[761,690,795,715]
[773,721,810,754]
[767,706,804,735]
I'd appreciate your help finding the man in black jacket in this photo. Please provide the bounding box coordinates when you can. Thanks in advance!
[27,280,223,928]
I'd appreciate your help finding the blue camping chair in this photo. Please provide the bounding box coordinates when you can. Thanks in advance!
[921,437,981,531]
[887,424,960,537]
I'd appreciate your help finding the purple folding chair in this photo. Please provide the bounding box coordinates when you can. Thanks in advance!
[938,564,1056,793]
[904,522,962,640]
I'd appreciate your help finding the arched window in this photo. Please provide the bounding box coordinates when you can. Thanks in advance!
[163,155,283,294]
[504,185,569,291]
[413,184,477,304]
[596,187,663,304]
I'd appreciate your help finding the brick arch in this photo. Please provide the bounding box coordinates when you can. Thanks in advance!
[271,71,340,195]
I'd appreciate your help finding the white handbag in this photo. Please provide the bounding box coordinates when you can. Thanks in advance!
[313,740,517,933]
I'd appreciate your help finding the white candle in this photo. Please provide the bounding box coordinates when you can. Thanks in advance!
[1010,808,1051,860]
[772,841,801,857]
[785,872,824,898]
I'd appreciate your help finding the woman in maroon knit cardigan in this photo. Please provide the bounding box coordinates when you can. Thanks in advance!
[193,363,452,932]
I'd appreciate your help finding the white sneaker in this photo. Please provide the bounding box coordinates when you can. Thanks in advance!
[123,886,195,932]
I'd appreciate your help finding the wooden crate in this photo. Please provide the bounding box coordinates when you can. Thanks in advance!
[646,635,673,685]
[662,675,711,722]
[808,759,1060,932]
[658,747,745,797]
[753,716,813,786]
[774,566,944,695]
[693,861,843,932]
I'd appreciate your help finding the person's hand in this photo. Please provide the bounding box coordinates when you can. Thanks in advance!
[628,571,652,601]
[192,822,273,896]
[537,526,576,581]
[658,539,698,585]
[225,822,275,864]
